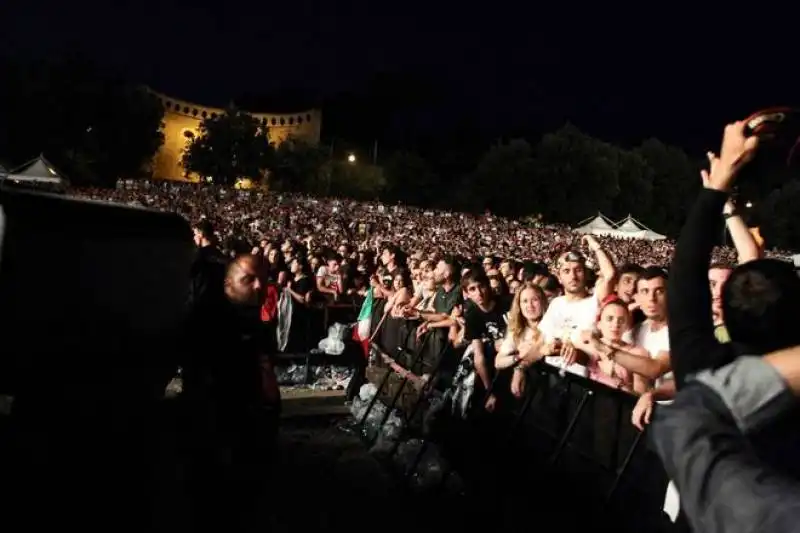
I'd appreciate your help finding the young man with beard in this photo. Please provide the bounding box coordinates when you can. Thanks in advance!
[538,235,615,369]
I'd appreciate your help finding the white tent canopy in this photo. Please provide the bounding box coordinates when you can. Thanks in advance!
[5,155,67,185]
[573,213,619,236]
[612,215,667,241]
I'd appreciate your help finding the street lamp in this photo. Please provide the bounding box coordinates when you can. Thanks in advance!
[745,201,753,209]
[347,153,356,164]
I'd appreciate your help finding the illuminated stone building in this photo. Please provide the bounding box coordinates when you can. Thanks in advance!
[148,89,322,181]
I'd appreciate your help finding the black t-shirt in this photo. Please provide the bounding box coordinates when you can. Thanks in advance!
[463,296,511,345]
[292,275,312,297]
[290,276,313,313]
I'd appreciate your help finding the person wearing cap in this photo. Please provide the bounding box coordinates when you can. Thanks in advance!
[537,235,616,368]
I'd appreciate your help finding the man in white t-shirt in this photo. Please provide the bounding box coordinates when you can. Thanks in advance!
[605,267,673,396]
[316,253,343,300]
[538,236,615,369]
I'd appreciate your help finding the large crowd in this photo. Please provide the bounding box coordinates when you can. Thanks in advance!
[59,120,800,533]
[73,180,788,269]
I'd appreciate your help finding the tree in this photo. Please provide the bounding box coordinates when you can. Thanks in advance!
[635,139,699,236]
[79,85,165,182]
[182,107,273,185]
[760,180,800,250]
[383,151,440,206]
[0,58,165,186]
[269,138,329,193]
[531,124,620,222]
[326,161,386,200]
[611,148,654,221]
[457,139,537,216]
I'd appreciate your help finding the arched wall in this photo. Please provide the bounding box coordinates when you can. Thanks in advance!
[148,89,322,181]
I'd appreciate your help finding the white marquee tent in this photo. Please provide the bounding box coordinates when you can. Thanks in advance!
[573,213,619,236]
[5,155,68,185]
[573,213,667,241]
[612,215,667,241]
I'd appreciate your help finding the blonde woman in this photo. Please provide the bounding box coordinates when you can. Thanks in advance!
[495,285,549,398]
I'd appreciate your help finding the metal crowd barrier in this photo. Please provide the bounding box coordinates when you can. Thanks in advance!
[352,314,673,530]
[273,299,360,386]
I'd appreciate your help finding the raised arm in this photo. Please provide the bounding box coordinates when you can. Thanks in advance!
[584,235,615,301]
[668,122,758,389]
[723,199,761,264]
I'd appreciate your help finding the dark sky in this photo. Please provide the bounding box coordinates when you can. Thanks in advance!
[1,1,797,154]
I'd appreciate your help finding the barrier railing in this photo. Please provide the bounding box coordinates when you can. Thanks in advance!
[352,314,672,529]
[274,300,360,386]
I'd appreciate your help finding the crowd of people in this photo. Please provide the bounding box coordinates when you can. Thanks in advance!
[71,179,789,272]
[54,120,800,533]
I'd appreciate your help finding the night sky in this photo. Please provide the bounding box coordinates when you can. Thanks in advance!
[2,1,797,154]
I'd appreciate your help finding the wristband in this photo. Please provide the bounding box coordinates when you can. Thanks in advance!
[723,211,738,220]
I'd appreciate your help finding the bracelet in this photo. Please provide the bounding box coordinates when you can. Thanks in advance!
[514,366,526,373]
[723,211,738,220]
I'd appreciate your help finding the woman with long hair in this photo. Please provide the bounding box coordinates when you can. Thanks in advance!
[495,284,549,398]
[385,267,414,317]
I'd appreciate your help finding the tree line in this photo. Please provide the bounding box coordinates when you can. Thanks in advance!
[0,58,798,250]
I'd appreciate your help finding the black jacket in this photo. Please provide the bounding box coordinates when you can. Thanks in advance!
[658,189,800,532]
[667,188,735,389]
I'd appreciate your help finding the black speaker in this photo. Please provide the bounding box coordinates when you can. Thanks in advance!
[0,188,195,530]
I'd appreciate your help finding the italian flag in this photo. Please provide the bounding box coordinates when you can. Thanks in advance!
[353,287,374,357]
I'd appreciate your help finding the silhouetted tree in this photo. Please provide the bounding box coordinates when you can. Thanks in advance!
[634,138,699,236]
[326,161,386,200]
[383,151,440,206]
[532,124,619,222]
[611,148,654,221]
[458,139,537,216]
[0,58,164,185]
[182,108,273,185]
[269,138,329,193]
[761,179,800,250]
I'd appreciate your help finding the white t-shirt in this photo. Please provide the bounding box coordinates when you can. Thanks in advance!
[315,266,340,291]
[633,320,672,387]
[538,294,597,377]
[538,294,598,345]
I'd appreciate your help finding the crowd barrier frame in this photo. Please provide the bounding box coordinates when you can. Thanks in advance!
[353,313,672,529]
